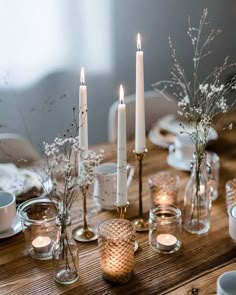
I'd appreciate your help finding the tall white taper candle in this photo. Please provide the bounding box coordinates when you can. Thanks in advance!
[79,67,88,158]
[135,33,146,153]
[117,84,128,206]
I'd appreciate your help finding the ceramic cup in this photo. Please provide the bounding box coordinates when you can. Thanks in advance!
[169,134,195,161]
[93,162,134,210]
[228,204,236,241]
[0,191,16,232]
[217,271,236,294]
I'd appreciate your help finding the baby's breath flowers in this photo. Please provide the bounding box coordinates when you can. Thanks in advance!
[43,135,80,215]
[154,9,236,234]
[42,107,104,219]
[153,8,236,156]
[43,136,104,218]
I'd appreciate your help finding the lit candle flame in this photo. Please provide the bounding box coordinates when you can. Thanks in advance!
[137,33,141,51]
[119,84,124,104]
[80,67,85,85]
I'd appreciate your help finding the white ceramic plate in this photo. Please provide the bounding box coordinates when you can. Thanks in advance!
[148,115,218,149]
[0,215,22,239]
[167,152,191,171]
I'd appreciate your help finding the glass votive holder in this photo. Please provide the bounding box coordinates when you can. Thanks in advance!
[17,197,58,260]
[97,218,135,284]
[207,151,220,201]
[226,179,236,211]
[148,171,179,206]
[149,205,182,254]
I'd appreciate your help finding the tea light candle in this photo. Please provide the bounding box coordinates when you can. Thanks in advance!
[229,204,236,241]
[32,236,51,254]
[156,234,177,251]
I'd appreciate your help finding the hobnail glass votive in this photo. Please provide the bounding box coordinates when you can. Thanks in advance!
[97,218,135,284]
[149,205,182,254]
[148,171,179,206]
[207,151,220,201]
[226,179,236,211]
[17,197,58,260]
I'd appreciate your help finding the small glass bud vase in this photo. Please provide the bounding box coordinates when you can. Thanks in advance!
[97,219,135,284]
[17,197,58,260]
[206,151,220,201]
[184,152,211,234]
[52,215,79,285]
[149,205,182,254]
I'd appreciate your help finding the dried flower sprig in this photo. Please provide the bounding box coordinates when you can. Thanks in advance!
[153,8,236,156]
[79,149,104,188]
[41,108,104,219]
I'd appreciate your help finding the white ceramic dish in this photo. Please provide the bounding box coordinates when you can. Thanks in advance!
[167,152,191,171]
[0,215,22,239]
[148,115,218,148]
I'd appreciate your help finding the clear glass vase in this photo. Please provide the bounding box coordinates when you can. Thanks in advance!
[183,152,211,234]
[52,216,79,284]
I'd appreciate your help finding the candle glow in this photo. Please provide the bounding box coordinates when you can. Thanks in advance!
[80,67,85,85]
[32,236,51,254]
[156,234,177,251]
[119,84,124,104]
[137,33,141,51]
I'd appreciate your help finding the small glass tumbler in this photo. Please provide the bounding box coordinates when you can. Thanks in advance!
[207,151,220,201]
[226,179,236,211]
[149,205,182,254]
[148,171,179,206]
[97,219,135,284]
[17,197,58,260]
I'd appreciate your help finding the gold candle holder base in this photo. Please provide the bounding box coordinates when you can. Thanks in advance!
[133,149,149,232]
[115,201,139,253]
[73,226,98,242]
[115,201,129,219]
[73,184,97,242]
[132,218,149,232]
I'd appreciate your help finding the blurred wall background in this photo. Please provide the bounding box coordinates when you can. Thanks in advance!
[0,0,235,150]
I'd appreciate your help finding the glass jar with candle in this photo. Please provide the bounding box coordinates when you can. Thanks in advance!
[17,196,58,260]
[149,205,182,254]
[97,219,135,283]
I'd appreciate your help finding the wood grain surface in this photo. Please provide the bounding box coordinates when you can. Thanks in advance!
[0,113,236,295]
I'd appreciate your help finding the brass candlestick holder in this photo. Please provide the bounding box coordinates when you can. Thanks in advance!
[116,201,139,252]
[133,149,149,232]
[73,185,98,242]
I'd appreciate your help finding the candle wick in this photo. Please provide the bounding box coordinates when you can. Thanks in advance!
[81,82,85,86]
[137,47,141,52]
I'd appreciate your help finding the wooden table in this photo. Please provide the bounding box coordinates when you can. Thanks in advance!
[1,113,236,295]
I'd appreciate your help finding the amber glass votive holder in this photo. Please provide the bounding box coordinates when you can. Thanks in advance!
[17,197,58,260]
[148,171,179,206]
[97,219,135,284]
[149,205,182,254]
